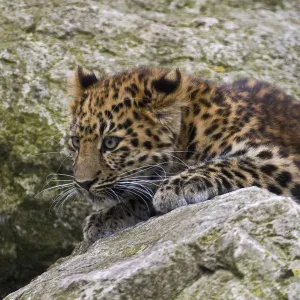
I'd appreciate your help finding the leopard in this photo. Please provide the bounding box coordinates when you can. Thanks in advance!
[68,65,300,243]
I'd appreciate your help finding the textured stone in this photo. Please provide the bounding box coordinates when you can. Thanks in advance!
[5,188,300,299]
[0,0,299,297]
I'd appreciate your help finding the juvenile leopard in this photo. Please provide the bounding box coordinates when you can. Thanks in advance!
[68,66,300,242]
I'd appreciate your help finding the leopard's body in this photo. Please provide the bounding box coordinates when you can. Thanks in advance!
[69,66,300,242]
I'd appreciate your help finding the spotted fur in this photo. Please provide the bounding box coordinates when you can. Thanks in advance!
[68,66,300,242]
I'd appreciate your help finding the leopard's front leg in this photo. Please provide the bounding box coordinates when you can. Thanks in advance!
[83,199,152,243]
[153,153,300,214]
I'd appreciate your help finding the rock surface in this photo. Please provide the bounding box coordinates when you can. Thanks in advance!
[5,187,300,300]
[0,0,299,297]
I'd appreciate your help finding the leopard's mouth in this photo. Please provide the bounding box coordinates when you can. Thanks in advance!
[75,184,119,209]
[74,170,161,208]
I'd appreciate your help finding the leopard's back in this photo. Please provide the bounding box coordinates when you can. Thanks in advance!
[220,78,300,153]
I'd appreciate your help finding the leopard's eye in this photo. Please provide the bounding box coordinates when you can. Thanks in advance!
[71,136,80,150]
[102,136,121,151]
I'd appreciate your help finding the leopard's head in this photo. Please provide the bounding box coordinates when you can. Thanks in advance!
[68,66,188,209]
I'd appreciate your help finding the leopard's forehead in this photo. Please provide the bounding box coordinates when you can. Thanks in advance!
[70,66,185,142]
[71,68,157,137]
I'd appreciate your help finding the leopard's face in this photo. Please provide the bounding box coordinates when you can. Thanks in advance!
[69,66,185,209]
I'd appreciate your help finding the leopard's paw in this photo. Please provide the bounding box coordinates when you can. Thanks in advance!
[83,211,113,243]
[153,176,212,214]
[83,205,141,243]
[153,180,187,214]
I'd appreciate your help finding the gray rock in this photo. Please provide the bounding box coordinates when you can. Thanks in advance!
[0,0,299,297]
[5,187,300,300]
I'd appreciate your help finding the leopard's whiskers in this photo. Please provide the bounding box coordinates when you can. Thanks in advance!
[115,184,151,215]
[49,186,76,213]
[116,161,171,179]
[108,188,122,203]
[46,173,75,179]
[119,179,161,188]
[105,189,118,202]
[57,188,78,212]
[40,173,74,198]
[116,182,153,202]
[126,183,154,198]
[36,182,74,198]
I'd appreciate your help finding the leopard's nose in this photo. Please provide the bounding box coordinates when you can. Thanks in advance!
[75,179,97,191]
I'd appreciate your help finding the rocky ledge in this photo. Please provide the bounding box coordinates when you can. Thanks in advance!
[5,187,300,300]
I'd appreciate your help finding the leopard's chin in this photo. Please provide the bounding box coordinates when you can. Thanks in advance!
[78,189,119,211]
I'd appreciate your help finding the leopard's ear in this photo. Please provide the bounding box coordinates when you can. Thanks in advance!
[143,69,186,133]
[152,68,181,95]
[70,65,98,98]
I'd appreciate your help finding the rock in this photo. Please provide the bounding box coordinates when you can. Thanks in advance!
[0,0,299,297]
[5,187,300,299]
